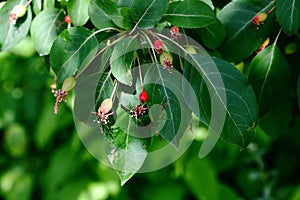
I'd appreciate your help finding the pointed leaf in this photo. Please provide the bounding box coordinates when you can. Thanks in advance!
[183,55,258,148]
[30,8,67,55]
[276,0,300,35]
[67,0,90,26]
[0,1,32,51]
[50,27,98,83]
[88,0,117,29]
[110,36,139,86]
[132,0,169,28]
[218,0,276,62]
[144,64,192,148]
[111,8,134,29]
[248,44,291,115]
[164,0,216,28]
[105,108,148,185]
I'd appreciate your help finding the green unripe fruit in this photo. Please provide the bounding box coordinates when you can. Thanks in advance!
[99,98,113,114]
[11,4,27,18]
[186,45,197,54]
[285,42,297,55]
[160,52,173,68]
[62,77,76,92]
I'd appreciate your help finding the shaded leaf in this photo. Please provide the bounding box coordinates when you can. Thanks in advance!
[248,44,290,115]
[111,7,134,29]
[198,18,225,49]
[276,0,300,35]
[105,107,148,185]
[50,27,98,83]
[110,36,140,86]
[88,0,117,29]
[164,0,215,28]
[184,55,258,148]
[67,0,90,26]
[259,100,293,138]
[0,0,32,51]
[30,8,67,55]
[144,64,192,148]
[132,0,169,28]
[218,0,276,62]
[298,74,300,110]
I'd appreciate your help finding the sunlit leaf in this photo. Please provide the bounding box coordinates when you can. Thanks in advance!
[50,27,98,82]
[132,0,169,28]
[67,0,90,26]
[30,8,67,55]
[0,0,32,51]
[164,0,215,28]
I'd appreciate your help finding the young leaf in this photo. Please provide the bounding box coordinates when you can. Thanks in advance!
[183,55,258,148]
[248,44,291,116]
[218,0,276,62]
[88,0,117,29]
[164,0,216,28]
[67,0,90,26]
[276,0,300,35]
[0,1,32,51]
[132,0,169,28]
[110,36,140,86]
[30,8,67,56]
[50,27,98,83]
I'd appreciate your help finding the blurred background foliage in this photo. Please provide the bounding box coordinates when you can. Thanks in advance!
[1,37,300,200]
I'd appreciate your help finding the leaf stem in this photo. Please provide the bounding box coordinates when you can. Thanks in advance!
[110,80,118,100]
[274,29,282,45]
[135,52,144,90]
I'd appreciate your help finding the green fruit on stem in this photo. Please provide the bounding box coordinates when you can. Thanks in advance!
[160,52,173,68]
[186,45,197,54]
[285,42,297,55]
[11,4,27,18]
[62,77,76,92]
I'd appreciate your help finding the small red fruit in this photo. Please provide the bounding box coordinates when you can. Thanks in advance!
[170,26,179,39]
[252,13,268,26]
[64,15,72,24]
[153,40,163,54]
[139,90,148,103]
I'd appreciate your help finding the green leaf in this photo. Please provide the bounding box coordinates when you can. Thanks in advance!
[94,72,114,109]
[164,0,216,28]
[184,158,219,200]
[218,0,276,62]
[30,8,67,56]
[298,74,300,110]
[111,7,134,29]
[198,18,225,49]
[118,0,134,7]
[88,0,117,29]
[43,0,55,9]
[105,108,148,186]
[183,55,258,148]
[276,0,300,35]
[67,0,90,26]
[0,1,32,51]
[110,36,139,86]
[50,27,98,83]
[132,0,169,28]
[144,64,192,148]
[248,44,291,115]
[259,100,293,138]
[33,0,42,15]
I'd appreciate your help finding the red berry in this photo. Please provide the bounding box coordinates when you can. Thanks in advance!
[153,40,163,54]
[139,90,148,103]
[252,13,268,25]
[64,15,72,24]
[170,26,179,39]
